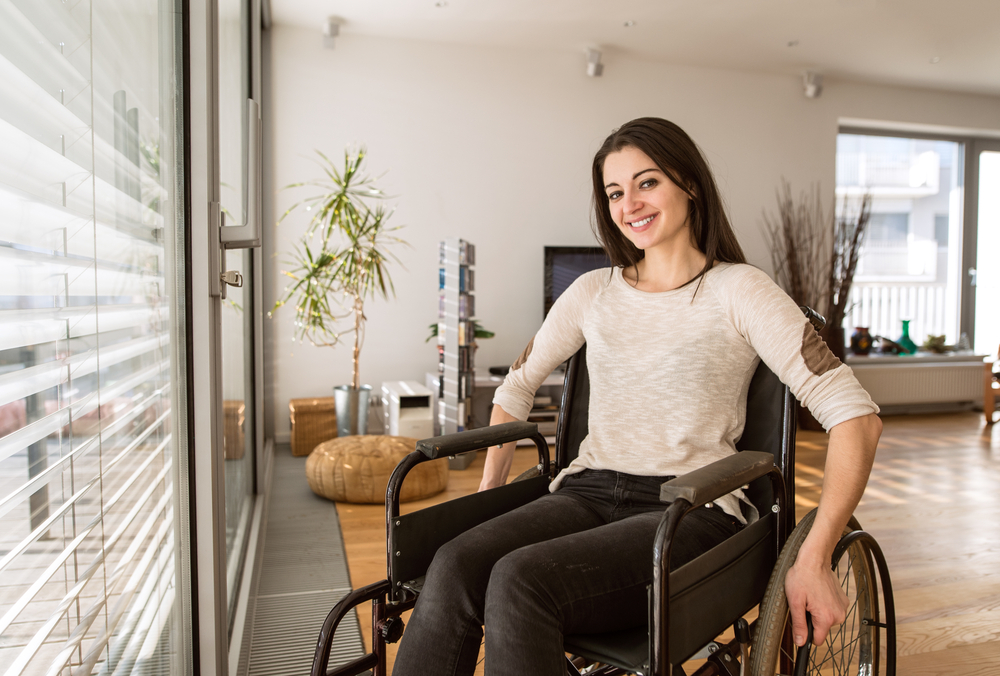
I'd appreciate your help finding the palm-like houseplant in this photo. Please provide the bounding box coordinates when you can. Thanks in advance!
[272,148,405,435]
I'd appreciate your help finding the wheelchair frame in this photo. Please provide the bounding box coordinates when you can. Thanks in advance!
[311,341,896,676]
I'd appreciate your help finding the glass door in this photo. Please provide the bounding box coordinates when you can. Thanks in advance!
[218,0,260,636]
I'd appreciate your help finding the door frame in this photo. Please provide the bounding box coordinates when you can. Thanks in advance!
[963,139,1000,344]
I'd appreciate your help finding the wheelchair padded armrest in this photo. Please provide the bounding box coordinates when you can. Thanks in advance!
[415,421,539,459]
[660,451,774,506]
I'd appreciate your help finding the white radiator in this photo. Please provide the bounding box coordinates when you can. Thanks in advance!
[845,354,985,408]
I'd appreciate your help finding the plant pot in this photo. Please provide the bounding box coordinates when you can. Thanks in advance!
[798,406,825,432]
[819,324,847,362]
[333,385,372,437]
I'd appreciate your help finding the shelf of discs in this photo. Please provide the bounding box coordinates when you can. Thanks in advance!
[437,238,476,436]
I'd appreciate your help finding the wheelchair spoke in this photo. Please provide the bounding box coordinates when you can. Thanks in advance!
[749,510,885,676]
[810,633,862,674]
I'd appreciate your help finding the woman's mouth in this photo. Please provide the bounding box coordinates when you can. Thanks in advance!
[627,214,655,229]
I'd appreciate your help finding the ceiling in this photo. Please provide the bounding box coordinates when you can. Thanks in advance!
[269,0,1000,97]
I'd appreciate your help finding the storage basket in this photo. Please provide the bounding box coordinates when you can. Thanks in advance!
[289,397,338,457]
[223,400,245,460]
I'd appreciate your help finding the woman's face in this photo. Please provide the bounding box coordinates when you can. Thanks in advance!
[602,146,693,255]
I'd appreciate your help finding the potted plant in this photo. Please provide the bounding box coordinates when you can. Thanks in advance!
[272,148,406,436]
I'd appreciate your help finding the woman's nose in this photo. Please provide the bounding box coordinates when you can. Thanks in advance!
[623,190,643,213]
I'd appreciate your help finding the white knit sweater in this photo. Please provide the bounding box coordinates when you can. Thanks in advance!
[493,263,878,522]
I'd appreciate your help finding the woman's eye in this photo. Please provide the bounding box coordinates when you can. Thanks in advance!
[640,178,658,189]
[607,191,622,201]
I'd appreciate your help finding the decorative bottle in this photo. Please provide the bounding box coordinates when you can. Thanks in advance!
[850,327,873,355]
[897,320,918,355]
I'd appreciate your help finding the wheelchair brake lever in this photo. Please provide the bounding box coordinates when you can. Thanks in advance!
[792,613,814,676]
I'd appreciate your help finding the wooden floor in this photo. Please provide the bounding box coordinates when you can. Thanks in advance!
[335,412,1000,675]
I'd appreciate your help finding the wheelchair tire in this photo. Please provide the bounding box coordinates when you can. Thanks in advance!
[749,508,881,676]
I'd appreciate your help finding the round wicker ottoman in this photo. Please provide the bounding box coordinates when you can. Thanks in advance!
[305,435,449,504]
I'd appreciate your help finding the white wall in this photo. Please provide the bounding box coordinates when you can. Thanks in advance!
[264,25,1000,442]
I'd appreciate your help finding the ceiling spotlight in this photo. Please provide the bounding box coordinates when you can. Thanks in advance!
[930,56,941,64]
[623,20,636,27]
[586,48,604,77]
[323,16,340,49]
[803,70,823,98]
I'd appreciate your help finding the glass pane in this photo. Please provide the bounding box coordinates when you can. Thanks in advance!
[219,0,248,227]
[222,247,254,627]
[837,133,964,345]
[0,0,191,673]
[218,0,255,634]
[975,151,1000,355]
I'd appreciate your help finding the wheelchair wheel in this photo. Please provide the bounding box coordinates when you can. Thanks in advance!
[749,508,881,676]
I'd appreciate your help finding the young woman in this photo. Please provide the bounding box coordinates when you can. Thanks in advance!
[393,118,881,675]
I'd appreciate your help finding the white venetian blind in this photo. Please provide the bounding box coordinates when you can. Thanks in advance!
[0,0,189,674]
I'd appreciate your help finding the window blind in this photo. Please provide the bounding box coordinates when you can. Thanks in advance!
[0,0,189,675]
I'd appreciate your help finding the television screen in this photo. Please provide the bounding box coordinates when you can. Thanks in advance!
[543,246,612,316]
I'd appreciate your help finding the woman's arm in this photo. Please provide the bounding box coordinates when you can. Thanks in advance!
[784,412,882,646]
[477,404,519,491]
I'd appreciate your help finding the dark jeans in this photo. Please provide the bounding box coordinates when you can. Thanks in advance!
[392,469,743,676]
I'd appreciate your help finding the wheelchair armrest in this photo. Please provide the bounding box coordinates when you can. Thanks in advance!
[659,451,774,507]
[415,421,540,459]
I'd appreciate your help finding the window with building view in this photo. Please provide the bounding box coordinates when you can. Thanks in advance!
[836,133,964,347]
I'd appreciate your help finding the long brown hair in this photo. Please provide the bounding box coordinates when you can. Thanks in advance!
[591,118,746,279]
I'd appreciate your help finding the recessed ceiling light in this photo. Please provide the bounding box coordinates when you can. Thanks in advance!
[930,56,941,64]
[787,40,799,48]
[623,20,636,27]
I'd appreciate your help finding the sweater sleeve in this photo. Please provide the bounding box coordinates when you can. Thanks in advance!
[492,270,601,420]
[711,265,879,431]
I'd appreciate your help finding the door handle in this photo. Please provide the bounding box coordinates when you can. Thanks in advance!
[221,270,243,288]
[220,98,262,250]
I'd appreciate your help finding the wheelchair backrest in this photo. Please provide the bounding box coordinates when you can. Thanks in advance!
[554,345,797,530]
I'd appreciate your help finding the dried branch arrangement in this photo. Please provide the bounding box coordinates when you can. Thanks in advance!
[822,193,873,358]
[762,181,829,313]
[762,180,872,360]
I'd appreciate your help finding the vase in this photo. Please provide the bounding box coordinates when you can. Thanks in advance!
[896,320,918,356]
[333,384,372,437]
[850,327,873,356]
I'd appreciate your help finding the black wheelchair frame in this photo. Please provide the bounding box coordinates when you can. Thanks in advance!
[312,329,896,676]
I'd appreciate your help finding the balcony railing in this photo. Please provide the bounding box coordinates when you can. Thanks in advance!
[844,282,955,346]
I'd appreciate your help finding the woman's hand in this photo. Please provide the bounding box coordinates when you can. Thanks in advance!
[784,550,849,645]
[785,412,881,645]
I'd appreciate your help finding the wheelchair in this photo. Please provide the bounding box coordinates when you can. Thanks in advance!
[311,335,897,676]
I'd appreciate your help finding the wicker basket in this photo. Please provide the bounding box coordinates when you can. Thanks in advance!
[223,400,246,460]
[289,397,338,457]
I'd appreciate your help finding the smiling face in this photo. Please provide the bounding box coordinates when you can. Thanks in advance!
[601,145,695,256]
